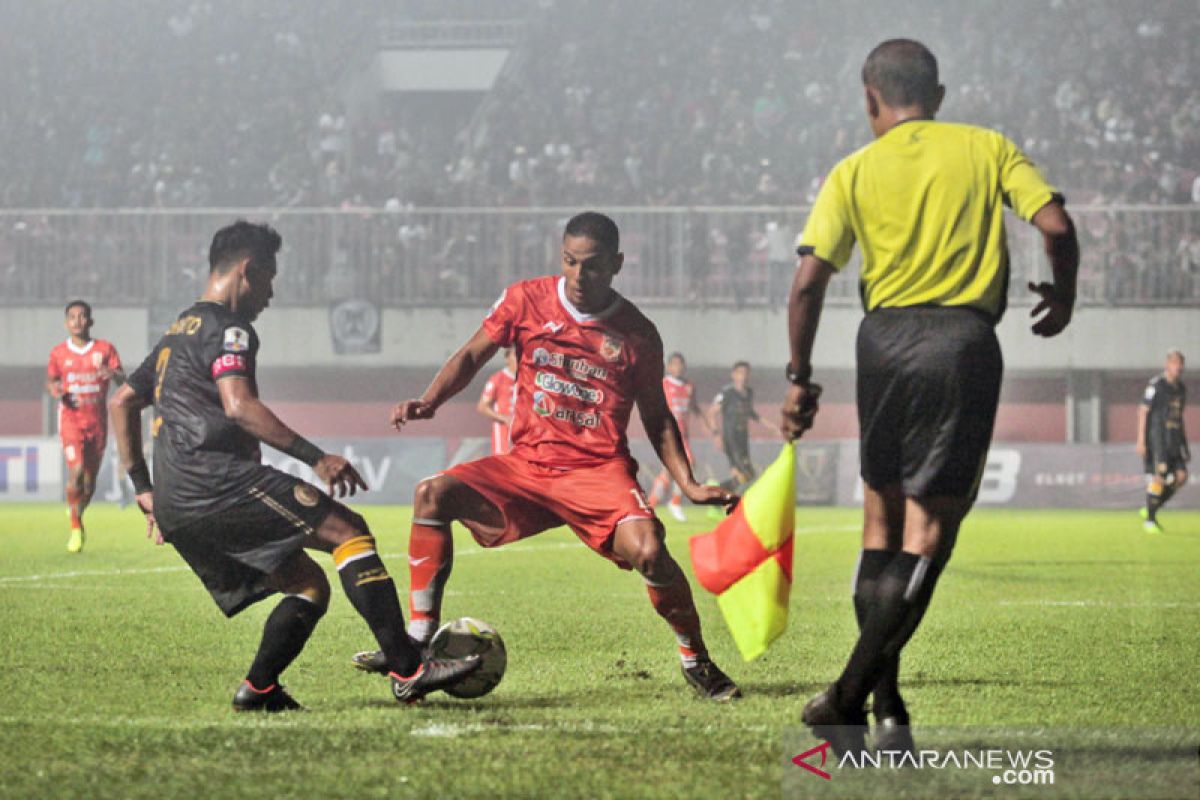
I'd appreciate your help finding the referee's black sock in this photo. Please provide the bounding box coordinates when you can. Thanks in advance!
[836,551,943,713]
[334,536,421,677]
[245,595,325,690]
[852,549,905,721]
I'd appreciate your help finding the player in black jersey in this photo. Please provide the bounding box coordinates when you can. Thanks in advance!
[708,361,779,492]
[1137,350,1189,533]
[109,221,478,711]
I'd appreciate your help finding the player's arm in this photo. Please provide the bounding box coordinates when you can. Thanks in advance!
[1027,200,1079,338]
[689,391,714,435]
[217,377,366,497]
[638,381,734,508]
[476,381,508,425]
[108,381,159,543]
[1136,401,1149,458]
[781,253,833,440]
[393,327,500,428]
[707,395,723,440]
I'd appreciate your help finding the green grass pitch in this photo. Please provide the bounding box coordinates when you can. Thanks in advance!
[0,504,1196,799]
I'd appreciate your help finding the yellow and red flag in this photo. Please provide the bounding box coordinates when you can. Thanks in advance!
[689,444,795,661]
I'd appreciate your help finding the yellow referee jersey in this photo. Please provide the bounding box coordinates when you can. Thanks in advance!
[797,120,1060,318]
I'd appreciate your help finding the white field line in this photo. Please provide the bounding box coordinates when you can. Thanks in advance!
[0,525,860,587]
[0,713,772,736]
[999,600,1200,609]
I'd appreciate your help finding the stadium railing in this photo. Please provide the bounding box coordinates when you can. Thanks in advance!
[0,206,1195,309]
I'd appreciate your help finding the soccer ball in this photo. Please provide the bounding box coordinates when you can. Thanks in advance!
[429,617,507,699]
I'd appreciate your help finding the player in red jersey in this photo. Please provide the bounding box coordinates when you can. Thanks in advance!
[647,352,712,522]
[45,300,125,552]
[360,213,742,700]
[476,348,518,454]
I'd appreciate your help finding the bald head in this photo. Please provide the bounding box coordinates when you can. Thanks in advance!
[862,39,941,112]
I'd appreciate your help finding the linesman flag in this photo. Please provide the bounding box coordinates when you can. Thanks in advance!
[689,444,795,661]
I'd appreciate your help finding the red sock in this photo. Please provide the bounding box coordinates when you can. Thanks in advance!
[648,473,670,506]
[66,488,82,529]
[407,520,453,643]
[646,576,707,666]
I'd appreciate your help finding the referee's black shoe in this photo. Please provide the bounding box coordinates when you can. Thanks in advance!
[872,712,915,756]
[801,684,868,757]
[232,681,303,713]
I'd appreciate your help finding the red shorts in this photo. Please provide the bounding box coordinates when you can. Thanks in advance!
[444,454,655,569]
[61,427,106,472]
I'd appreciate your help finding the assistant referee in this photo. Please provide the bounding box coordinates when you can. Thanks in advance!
[780,39,1079,756]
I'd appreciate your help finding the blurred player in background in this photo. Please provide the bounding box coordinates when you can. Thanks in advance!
[1138,349,1188,533]
[476,348,518,455]
[368,212,743,701]
[46,300,124,552]
[708,360,778,492]
[647,351,712,521]
[109,221,478,711]
[781,40,1078,755]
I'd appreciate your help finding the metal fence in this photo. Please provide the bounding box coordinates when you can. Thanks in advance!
[1,206,1196,310]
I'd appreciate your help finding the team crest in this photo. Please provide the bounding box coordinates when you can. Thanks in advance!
[92,352,104,368]
[293,483,320,507]
[224,327,250,352]
[600,334,624,362]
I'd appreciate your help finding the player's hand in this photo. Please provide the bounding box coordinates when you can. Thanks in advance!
[314,454,369,498]
[61,391,77,409]
[780,382,822,441]
[1028,281,1073,337]
[391,399,436,430]
[135,491,162,545]
[683,480,738,512]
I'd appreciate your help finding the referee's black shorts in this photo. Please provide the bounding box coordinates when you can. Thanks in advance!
[857,305,1003,500]
[160,466,341,617]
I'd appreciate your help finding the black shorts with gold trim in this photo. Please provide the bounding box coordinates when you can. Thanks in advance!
[162,466,334,617]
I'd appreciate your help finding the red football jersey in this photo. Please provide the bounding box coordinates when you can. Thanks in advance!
[662,375,695,436]
[47,339,122,433]
[482,276,663,468]
[481,368,517,418]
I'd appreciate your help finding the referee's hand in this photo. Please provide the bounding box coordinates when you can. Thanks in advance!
[781,382,822,441]
[314,454,369,498]
[1028,282,1073,337]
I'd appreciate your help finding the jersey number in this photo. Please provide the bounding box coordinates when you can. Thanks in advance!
[153,348,171,402]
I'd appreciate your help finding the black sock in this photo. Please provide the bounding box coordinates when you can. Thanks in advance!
[337,553,421,676]
[853,549,906,721]
[245,595,325,689]
[836,551,944,713]
[1146,491,1163,521]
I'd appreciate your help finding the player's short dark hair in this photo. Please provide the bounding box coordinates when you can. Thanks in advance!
[667,352,685,363]
[563,211,620,254]
[64,300,92,318]
[732,360,751,371]
[861,39,940,110]
[1166,349,1185,362]
[208,220,282,274]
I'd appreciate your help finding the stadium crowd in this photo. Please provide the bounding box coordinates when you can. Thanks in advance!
[1,0,1197,210]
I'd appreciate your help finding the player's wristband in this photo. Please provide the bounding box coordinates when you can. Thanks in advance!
[284,436,324,467]
[785,363,812,386]
[127,462,153,495]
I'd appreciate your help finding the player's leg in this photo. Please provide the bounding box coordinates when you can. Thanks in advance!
[855,483,908,738]
[233,550,329,712]
[305,505,424,676]
[1143,459,1171,532]
[62,436,86,551]
[308,502,482,701]
[647,466,671,507]
[407,474,504,644]
[76,436,104,520]
[611,517,741,701]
